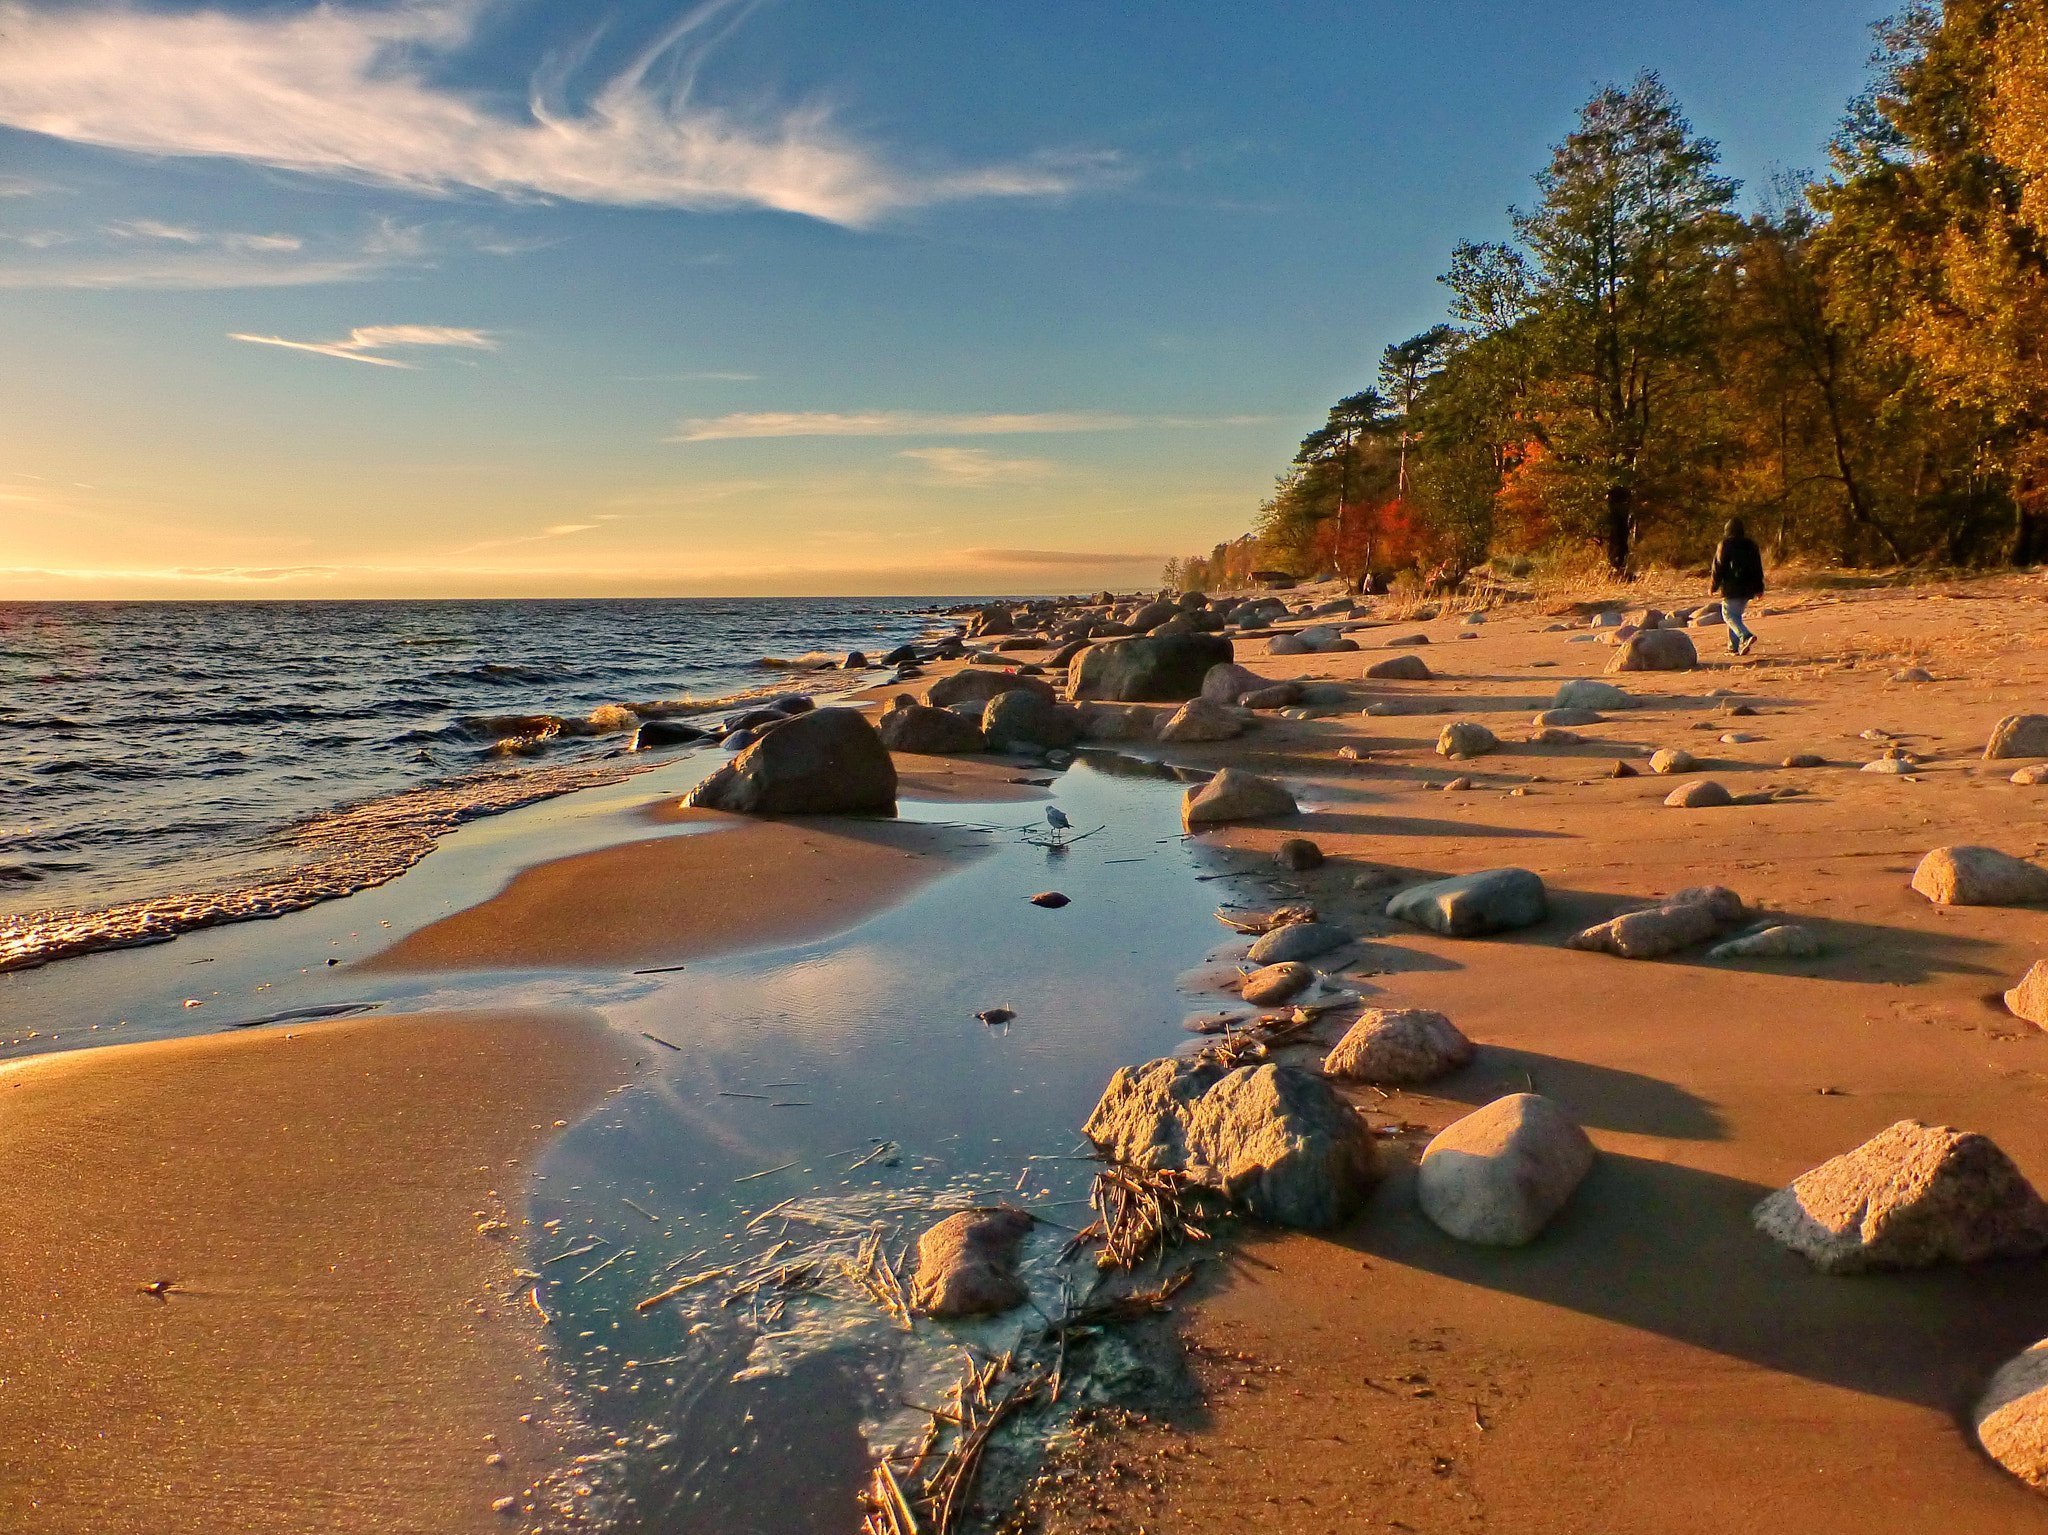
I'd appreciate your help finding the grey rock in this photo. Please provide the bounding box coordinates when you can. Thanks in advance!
[1416,1093,1595,1246]
[1386,868,1547,937]
[684,708,897,815]
[1200,662,1275,704]
[1912,845,2048,907]
[1568,886,1744,959]
[1274,836,1324,872]
[1082,1057,1375,1227]
[1385,633,1430,648]
[922,669,1055,711]
[1157,695,1251,743]
[1606,629,1698,673]
[1322,1008,1473,1085]
[1074,702,1157,743]
[1183,768,1298,828]
[1268,632,1310,656]
[1554,678,1631,711]
[1240,961,1317,1004]
[1365,654,1432,681]
[877,701,986,755]
[1536,707,1604,728]
[1664,779,1733,808]
[907,1206,1033,1317]
[1247,921,1349,965]
[1753,1120,2048,1273]
[1708,924,1823,960]
[1239,683,1304,711]
[1070,633,1234,702]
[1437,721,1499,760]
[631,718,712,750]
[1987,715,2048,760]
[981,689,1080,750]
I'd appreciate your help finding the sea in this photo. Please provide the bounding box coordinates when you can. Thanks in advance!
[0,597,946,973]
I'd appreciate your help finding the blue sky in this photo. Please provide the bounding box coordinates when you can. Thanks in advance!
[0,0,1889,597]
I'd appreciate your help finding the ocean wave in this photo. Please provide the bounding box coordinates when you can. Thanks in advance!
[0,759,642,974]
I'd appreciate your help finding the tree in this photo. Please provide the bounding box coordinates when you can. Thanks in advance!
[1514,73,1738,570]
[1380,325,1457,494]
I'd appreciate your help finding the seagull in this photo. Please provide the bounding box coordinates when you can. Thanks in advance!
[1045,806,1071,833]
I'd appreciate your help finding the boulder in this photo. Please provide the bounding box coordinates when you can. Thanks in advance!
[1568,886,1744,959]
[1127,598,1179,631]
[1606,629,1698,673]
[907,1206,1034,1317]
[1708,924,1823,961]
[2007,961,2048,1028]
[1536,708,1604,728]
[1274,836,1323,872]
[1241,961,1317,1004]
[1753,1120,2048,1273]
[922,669,1055,711]
[1074,702,1157,743]
[2012,764,2048,785]
[1070,633,1234,702]
[877,701,987,755]
[1530,727,1582,746]
[1988,715,2048,760]
[1862,756,1913,775]
[1082,1058,1375,1227]
[1555,679,1631,711]
[1648,748,1697,775]
[968,605,1015,637]
[1385,633,1430,648]
[1664,779,1733,808]
[1977,1340,2048,1491]
[1416,1093,1595,1246]
[1247,921,1350,965]
[1200,662,1273,704]
[1183,768,1297,828]
[1239,683,1303,711]
[982,688,1080,750]
[1365,654,1432,681]
[684,708,897,815]
[1157,696,1250,743]
[1911,846,2048,907]
[631,718,712,750]
[1322,1008,1474,1085]
[1268,632,1310,656]
[1437,721,1499,760]
[1386,868,1547,937]
[1783,753,1828,769]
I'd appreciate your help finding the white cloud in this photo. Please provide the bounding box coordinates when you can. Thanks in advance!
[672,410,1266,441]
[108,218,204,243]
[0,215,427,289]
[899,446,1054,485]
[0,0,1104,227]
[228,324,499,369]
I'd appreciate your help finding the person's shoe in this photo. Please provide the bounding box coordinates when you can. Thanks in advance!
[1738,634,1757,655]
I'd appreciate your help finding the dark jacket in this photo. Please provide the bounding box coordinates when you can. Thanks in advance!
[1710,535,1765,601]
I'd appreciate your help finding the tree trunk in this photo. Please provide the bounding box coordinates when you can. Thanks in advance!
[1604,484,1632,573]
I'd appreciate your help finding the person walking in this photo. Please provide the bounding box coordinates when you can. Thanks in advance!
[1709,517,1765,656]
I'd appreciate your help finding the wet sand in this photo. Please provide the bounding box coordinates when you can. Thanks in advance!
[0,1008,642,1535]
[1026,575,2048,1531]
[364,805,988,973]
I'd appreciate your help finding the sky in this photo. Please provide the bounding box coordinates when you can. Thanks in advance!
[0,0,1892,599]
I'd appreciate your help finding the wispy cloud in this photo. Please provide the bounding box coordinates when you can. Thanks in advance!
[673,410,1266,441]
[228,324,499,369]
[0,0,1107,227]
[957,548,1164,567]
[0,173,59,197]
[0,215,428,289]
[899,446,1055,485]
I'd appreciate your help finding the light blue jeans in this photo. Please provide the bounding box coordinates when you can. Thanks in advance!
[1723,597,1754,652]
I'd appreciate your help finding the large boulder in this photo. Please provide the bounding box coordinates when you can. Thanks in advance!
[1322,1008,1474,1085]
[1987,715,2048,760]
[1365,654,1432,681]
[1416,1093,1595,1246]
[1182,768,1297,828]
[1664,779,1734,808]
[1158,696,1250,743]
[907,1206,1033,1317]
[922,669,1055,711]
[1554,679,1632,711]
[1074,702,1157,743]
[1386,868,1547,937]
[1070,633,1234,702]
[683,708,897,815]
[1605,629,1698,673]
[1977,1340,2048,1491]
[981,688,1080,750]
[877,701,986,755]
[1437,721,1499,760]
[1200,662,1273,704]
[1127,598,1179,631]
[1911,845,2048,907]
[1753,1120,2048,1273]
[1566,886,1744,960]
[1082,1058,1375,1228]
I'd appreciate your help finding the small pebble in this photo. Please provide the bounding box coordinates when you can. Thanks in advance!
[1028,891,1070,908]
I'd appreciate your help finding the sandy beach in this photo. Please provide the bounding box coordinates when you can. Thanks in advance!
[12,575,2048,1533]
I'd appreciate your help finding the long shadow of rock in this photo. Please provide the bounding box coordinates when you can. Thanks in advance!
[1428,1048,1728,1141]
[1347,1153,2048,1414]
[1288,808,1573,842]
